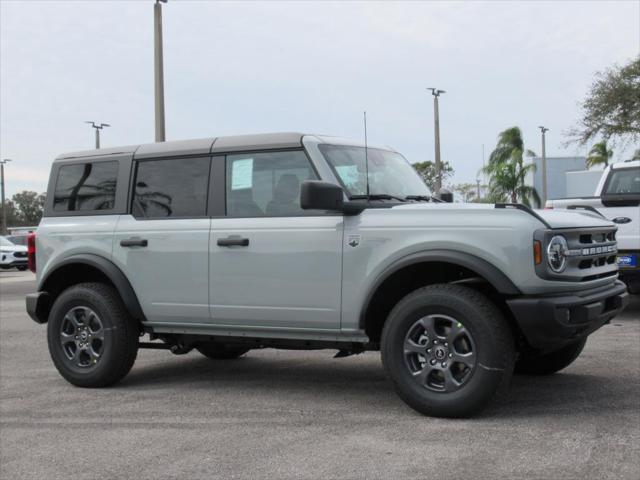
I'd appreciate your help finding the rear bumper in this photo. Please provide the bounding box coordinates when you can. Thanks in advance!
[26,292,51,324]
[507,280,629,351]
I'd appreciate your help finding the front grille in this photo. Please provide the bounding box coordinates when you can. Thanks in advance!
[13,252,27,258]
[536,226,619,282]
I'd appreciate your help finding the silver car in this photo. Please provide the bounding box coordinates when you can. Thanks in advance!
[25,133,629,417]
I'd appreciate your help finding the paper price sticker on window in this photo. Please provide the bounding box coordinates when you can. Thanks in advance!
[231,158,254,190]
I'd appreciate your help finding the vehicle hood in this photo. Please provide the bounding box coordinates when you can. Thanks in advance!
[0,245,28,253]
[392,203,615,229]
[534,208,615,229]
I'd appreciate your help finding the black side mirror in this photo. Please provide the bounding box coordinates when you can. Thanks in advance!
[436,188,454,203]
[300,181,344,211]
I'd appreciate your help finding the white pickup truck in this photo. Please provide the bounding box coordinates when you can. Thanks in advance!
[546,160,640,293]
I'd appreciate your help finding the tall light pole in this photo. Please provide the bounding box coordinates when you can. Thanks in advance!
[85,121,110,149]
[428,88,445,192]
[538,126,549,205]
[154,0,167,142]
[0,159,11,235]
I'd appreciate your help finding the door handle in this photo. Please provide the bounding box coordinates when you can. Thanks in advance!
[217,236,249,247]
[120,237,148,247]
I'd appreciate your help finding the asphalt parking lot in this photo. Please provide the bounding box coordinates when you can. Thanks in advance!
[1,270,639,480]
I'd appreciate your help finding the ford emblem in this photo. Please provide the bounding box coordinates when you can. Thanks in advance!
[612,217,631,224]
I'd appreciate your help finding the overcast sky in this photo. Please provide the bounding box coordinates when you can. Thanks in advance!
[1,0,638,196]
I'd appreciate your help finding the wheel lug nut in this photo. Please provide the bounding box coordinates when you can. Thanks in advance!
[449,353,453,358]
[430,359,436,365]
[442,362,447,368]
[427,349,431,354]
[433,340,438,345]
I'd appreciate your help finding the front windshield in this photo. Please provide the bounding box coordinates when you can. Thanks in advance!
[0,236,15,247]
[318,144,430,198]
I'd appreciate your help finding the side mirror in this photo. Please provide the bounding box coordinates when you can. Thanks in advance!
[300,181,344,211]
[436,188,454,203]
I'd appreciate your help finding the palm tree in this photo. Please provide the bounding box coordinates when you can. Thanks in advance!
[586,141,613,168]
[482,127,540,207]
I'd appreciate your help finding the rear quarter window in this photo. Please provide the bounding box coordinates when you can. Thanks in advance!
[53,161,119,212]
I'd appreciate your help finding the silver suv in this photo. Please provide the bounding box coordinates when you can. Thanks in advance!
[26,133,629,417]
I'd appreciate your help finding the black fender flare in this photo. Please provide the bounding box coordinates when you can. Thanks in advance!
[40,253,146,322]
[359,249,521,328]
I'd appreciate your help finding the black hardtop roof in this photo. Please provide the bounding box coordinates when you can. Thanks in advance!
[54,132,307,161]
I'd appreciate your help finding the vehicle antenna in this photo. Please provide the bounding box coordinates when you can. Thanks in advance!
[364,111,370,201]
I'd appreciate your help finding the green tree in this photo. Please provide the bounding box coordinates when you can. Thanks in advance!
[586,141,614,168]
[11,191,46,225]
[482,127,540,207]
[412,160,454,192]
[453,183,477,202]
[568,56,640,147]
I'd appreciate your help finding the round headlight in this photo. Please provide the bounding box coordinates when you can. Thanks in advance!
[547,235,569,273]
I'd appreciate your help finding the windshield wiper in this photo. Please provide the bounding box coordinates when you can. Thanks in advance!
[405,195,443,203]
[349,194,406,202]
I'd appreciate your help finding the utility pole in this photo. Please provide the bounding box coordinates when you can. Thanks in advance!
[538,126,549,205]
[0,159,11,235]
[476,178,481,201]
[85,121,110,149]
[427,88,445,192]
[154,0,167,142]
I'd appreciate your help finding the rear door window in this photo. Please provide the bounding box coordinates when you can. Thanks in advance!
[53,161,119,212]
[132,157,211,218]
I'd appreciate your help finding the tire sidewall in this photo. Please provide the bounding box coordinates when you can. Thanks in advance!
[382,286,513,417]
[47,285,122,385]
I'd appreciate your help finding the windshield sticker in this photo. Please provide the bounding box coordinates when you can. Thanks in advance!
[231,158,253,190]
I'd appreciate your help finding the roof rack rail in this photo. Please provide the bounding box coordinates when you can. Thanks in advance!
[494,203,551,229]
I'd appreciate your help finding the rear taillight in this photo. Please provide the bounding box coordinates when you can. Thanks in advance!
[27,232,36,273]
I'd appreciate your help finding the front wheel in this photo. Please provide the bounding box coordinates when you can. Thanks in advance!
[47,283,139,387]
[515,338,587,375]
[381,284,516,418]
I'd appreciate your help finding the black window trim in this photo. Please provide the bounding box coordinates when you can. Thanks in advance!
[129,154,213,221]
[219,147,341,219]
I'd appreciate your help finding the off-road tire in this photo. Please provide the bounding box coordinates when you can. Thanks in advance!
[47,282,139,387]
[196,343,250,360]
[515,338,587,375]
[381,284,516,418]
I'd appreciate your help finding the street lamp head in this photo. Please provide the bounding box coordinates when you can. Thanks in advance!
[100,123,111,128]
[1,159,12,164]
[427,87,446,97]
[538,126,549,133]
[156,0,167,3]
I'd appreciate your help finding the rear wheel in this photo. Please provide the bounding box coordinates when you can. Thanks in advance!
[515,338,587,375]
[381,284,516,418]
[47,283,139,387]
[196,343,249,360]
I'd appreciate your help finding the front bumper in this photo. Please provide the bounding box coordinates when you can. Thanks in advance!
[0,259,27,268]
[507,280,629,351]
